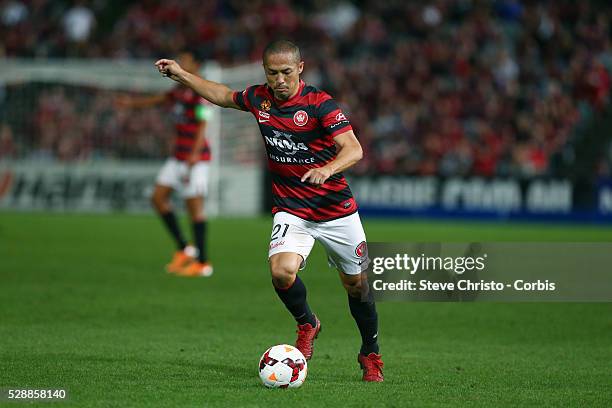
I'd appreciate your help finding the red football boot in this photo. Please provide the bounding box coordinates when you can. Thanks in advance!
[358,353,384,382]
[295,315,321,360]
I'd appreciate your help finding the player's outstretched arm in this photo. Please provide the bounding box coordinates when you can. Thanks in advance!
[154,59,240,110]
[301,130,363,186]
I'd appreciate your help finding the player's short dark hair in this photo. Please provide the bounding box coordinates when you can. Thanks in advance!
[263,40,301,64]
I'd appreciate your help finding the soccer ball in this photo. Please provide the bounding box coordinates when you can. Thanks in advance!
[258,344,308,388]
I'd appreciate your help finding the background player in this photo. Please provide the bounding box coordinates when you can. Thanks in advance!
[154,40,384,381]
[116,50,213,277]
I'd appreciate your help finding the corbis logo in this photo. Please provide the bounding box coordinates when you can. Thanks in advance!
[293,110,309,127]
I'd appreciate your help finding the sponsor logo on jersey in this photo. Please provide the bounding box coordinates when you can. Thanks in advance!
[269,240,285,250]
[267,153,314,164]
[258,111,270,123]
[293,110,309,127]
[330,112,349,129]
[264,130,308,156]
[355,241,367,258]
[260,99,271,112]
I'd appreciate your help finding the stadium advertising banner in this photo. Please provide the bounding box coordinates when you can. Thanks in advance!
[1,164,610,221]
[0,161,262,215]
[350,176,612,222]
[0,161,158,212]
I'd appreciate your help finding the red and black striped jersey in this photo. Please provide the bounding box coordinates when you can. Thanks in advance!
[166,86,211,162]
[233,80,357,222]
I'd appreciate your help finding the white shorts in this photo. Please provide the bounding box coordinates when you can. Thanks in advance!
[268,211,369,275]
[156,158,209,198]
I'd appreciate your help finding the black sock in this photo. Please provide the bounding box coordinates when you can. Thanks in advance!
[192,220,207,263]
[274,275,316,326]
[160,211,187,250]
[348,294,379,355]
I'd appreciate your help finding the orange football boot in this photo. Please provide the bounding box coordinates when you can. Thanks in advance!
[165,246,197,274]
[177,261,214,277]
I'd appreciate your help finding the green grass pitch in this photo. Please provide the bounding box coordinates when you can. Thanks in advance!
[1,212,611,407]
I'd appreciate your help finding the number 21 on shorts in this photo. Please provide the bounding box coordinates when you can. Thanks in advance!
[271,223,289,241]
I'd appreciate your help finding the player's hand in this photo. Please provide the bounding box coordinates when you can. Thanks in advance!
[301,166,333,186]
[155,59,184,82]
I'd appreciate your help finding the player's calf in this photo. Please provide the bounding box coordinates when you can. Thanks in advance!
[270,253,319,359]
[342,271,383,380]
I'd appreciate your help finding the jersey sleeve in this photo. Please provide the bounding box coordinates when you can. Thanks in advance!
[316,96,353,137]
[232,86,256,112]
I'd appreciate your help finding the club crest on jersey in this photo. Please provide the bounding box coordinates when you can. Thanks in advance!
[293,110,309,127]
[355,241,367,258]
[260,99,271,112]
[335,112,347,121]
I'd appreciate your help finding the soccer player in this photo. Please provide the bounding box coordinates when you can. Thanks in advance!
[116,50,213,277]
[155,40,383,381]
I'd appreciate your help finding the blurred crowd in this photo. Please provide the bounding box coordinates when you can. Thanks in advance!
[1,85,172,161]
[1,0,612,177]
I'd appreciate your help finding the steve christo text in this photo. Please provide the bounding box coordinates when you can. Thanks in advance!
[372,279,556,292]
[369,253,556,292]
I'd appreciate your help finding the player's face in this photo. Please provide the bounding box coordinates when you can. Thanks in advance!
[263,52,304,101]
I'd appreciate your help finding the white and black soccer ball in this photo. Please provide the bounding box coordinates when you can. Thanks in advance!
[258,344,307,388]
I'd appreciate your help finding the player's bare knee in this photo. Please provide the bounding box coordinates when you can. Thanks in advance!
[271,269,295,288]
[151,195,166,213]
[188,210,205,222]
[269,258,299,288]
[187,209,204,222]
[185,198,205,222]
[151,193,162,211]
[342,277,363,298]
